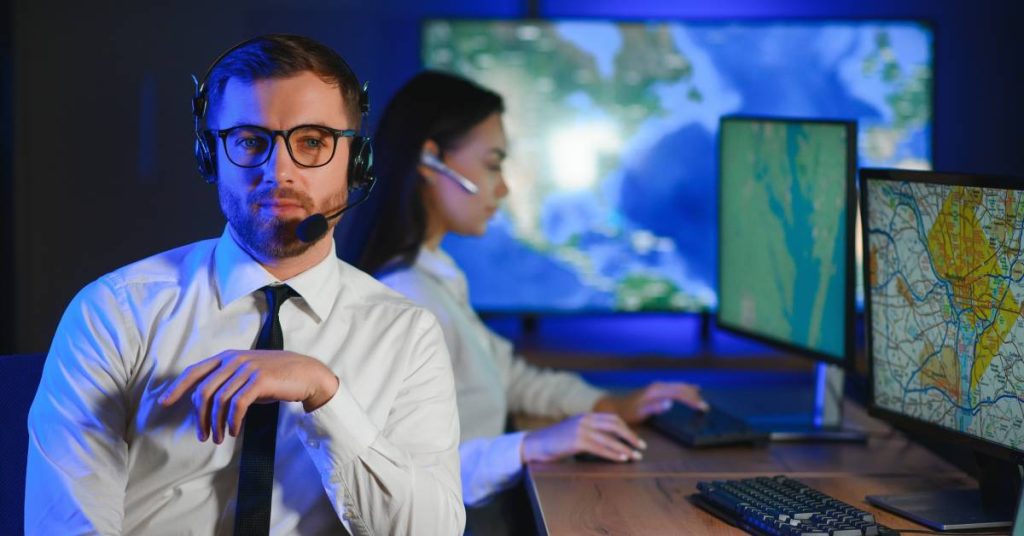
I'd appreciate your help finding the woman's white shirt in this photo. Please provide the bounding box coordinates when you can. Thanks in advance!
[379,246,605,506]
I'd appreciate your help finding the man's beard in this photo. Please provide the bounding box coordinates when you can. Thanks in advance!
[220,185,339,259]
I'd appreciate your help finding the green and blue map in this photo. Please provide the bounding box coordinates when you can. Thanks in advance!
[424,20,933,312]
[718,120,849,358]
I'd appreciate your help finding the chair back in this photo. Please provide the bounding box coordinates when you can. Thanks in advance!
[0,353,46,535]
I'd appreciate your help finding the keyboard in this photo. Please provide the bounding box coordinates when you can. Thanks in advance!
[648,402,769,447]
[693,476,897,536]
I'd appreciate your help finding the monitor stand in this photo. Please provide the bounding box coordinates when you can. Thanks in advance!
[866,453,1021,530]
[765,362,867,443]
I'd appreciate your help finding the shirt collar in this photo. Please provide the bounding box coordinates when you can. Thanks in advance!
[213,225,340,322]
[415,246,469,303]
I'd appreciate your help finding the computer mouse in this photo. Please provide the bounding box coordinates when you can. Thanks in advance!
[573,452,621,463]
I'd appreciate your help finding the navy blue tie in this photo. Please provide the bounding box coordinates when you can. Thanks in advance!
[234,284,295,535]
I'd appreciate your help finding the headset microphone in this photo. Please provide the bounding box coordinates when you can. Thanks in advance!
[295,176,377,243]
[421,152,479,195]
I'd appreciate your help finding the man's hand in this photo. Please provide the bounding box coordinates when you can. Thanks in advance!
[521,413,646,463]
[158,350,339,444]
[593,381,708,424]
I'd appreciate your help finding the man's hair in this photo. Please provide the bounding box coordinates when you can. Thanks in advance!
[204,34,362,129]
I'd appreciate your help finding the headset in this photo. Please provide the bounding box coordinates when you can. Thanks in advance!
[190,37,375,194]
[420,151,479,195]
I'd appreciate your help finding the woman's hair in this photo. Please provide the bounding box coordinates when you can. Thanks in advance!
[357,70,504,275]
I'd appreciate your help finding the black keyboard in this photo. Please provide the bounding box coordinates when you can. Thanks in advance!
[694,475,898,536]
[648,403,769,447]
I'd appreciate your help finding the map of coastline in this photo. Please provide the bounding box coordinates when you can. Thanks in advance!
[425,20,933,312]
[718,120,848,358]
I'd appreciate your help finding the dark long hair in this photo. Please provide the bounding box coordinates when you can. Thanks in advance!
[357,71,504,275]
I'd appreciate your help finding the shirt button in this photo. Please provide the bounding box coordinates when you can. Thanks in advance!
[307,439,320,448]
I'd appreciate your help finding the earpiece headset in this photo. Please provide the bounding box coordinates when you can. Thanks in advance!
[420,151,479,195]
[190,37,375,194]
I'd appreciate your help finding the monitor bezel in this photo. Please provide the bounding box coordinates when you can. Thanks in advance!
[715,115,857,366]
[861,167,1024,464]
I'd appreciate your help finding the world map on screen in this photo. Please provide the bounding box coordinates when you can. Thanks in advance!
[424,20,932,312]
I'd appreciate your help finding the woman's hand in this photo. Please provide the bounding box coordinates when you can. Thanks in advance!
[593,382,708,424]
[521,412,646,463]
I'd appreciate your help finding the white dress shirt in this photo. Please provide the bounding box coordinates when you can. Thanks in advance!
[25,228,465,535]
[379,246,605,507]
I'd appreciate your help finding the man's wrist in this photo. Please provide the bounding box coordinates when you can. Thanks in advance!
[303,374,340,413]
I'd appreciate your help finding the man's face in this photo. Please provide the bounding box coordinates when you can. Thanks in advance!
[212,71,350,259]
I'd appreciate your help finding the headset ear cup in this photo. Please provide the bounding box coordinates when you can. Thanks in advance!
[195,131,217,183]
[348,136,374,191]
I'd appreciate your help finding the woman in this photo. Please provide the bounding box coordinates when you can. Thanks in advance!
[360,71,707,510]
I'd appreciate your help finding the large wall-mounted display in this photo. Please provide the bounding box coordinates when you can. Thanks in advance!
[423,19,933,312]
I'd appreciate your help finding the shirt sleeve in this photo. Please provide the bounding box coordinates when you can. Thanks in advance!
[489,331,606,418]
[294,310,465,536]
[458,431,526,507]
[25,276,136,535]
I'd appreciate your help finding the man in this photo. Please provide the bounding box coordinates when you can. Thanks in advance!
[25,35,464,535]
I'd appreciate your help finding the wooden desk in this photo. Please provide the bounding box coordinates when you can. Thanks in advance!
[522,403,986,535]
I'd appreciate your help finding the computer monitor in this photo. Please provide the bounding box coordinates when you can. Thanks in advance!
[422,19,934,314]
[717,116,856,365]
[713,116,863,442]
[861,168,1024,530]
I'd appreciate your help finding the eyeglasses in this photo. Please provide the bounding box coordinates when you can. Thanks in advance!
[207,124,357,168]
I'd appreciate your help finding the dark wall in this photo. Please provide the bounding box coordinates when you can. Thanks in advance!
[10,0,1024,353]
[2,0,12,355]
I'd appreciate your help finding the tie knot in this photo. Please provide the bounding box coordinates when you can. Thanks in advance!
[254,285,296,353]
[261,284,296,316]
